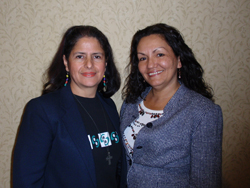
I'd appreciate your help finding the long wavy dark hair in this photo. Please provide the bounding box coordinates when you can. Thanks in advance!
[122,23,213,103]
[42,25,120,98]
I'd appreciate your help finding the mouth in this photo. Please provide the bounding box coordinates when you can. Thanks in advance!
[148,70,163,76]
[82,72,96,77]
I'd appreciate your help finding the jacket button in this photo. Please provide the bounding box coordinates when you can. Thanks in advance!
[137,146,142,149]
[146,122,153,128]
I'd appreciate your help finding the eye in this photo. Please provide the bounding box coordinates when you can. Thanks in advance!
[138,57,146,61]
[94,55,101,59]
[76,55,83,59]
[157,53,164,57]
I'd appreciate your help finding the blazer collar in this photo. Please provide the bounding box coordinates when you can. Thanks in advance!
[58,84,120,187]
[120,84,189,133]
[59,84,97,186]
[141,84,188,113]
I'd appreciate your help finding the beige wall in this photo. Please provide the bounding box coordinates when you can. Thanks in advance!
[0,0,249,187]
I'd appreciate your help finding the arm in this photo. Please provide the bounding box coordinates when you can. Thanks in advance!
[190,105,223,188]
[13,99,54,188]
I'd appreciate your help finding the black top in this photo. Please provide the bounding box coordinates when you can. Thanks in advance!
[74,95,122,188]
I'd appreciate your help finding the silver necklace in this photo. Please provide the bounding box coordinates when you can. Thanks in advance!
[73,95,113,165]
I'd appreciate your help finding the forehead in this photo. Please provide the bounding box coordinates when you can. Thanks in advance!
[137,34,173,53]
[72,37,104,52]
[137,34,168,49]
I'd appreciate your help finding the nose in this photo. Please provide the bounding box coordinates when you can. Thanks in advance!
[84,57,93,69]
[147,56,156,68]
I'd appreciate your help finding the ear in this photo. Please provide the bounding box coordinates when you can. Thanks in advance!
[177,56,182,68]
[63,55,69,72]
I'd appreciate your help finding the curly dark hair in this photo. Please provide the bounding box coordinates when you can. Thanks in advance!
[42,25,120,98]
[122,23,214,103]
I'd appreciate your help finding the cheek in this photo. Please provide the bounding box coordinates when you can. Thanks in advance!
[99,63,106,73]
[138,63,145,74]
[162,59,174,69]
[70,65,81,73]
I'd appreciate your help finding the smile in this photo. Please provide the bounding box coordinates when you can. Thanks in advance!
[82,72,96,77]
[148,71,163,76]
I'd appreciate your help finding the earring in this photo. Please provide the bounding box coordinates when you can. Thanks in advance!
[103,74,107,92]
[178,68,181,79]
[64,71,69,86]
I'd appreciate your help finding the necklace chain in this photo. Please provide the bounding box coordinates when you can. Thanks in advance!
[73,95,113,165]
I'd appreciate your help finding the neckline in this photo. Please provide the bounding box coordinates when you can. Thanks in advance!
[140,100,164,113]
[74,94,97,100]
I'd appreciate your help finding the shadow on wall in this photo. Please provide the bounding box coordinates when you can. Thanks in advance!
[222,130,250,188]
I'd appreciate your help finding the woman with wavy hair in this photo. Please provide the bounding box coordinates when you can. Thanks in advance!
[121,23,223,187]
[13,25,126,188]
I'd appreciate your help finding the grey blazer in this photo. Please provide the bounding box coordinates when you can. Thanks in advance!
[120,84,223,188]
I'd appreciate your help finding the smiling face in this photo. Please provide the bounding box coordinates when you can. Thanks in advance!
[63,37,106,97]
[137,34,182,91]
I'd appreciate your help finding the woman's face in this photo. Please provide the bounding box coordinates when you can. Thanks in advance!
[137,34,182,91]
[63,37,106,96]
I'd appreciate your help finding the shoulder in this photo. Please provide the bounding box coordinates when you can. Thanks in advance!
[180,85,221,111]
[120,99,140,119]
[189,89,220,111]
[121,87,150,114]
[180,86,223,125]
[24,88,69,119]
[120,101,128,117]
[27,89,61,109]
[172,85,222,125]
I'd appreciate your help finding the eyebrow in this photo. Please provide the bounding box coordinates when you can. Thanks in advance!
[137,52,146,55]
[92,52,104,56]
[137,47,166,55]
[153,47,166,53]
[73,52,104,55]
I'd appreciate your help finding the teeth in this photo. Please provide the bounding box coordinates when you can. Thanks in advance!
[149,71,163,76]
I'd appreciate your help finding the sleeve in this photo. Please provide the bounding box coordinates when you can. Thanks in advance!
[13,99,54,188]
[190,104,223,188]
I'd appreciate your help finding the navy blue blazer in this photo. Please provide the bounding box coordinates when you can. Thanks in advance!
[13,84,126,188]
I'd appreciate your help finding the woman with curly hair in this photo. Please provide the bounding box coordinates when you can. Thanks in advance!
[13,25,126,188]
[120,23,223,187]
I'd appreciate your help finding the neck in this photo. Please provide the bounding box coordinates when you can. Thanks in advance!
[150,82,180,100]
[144,82,180,110]
[70,83,97,98]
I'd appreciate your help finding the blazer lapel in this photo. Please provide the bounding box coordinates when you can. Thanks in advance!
[120,88,152,133]
[59,85,96,187]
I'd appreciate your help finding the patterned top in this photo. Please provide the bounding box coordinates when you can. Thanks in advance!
[123,100,163,157]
